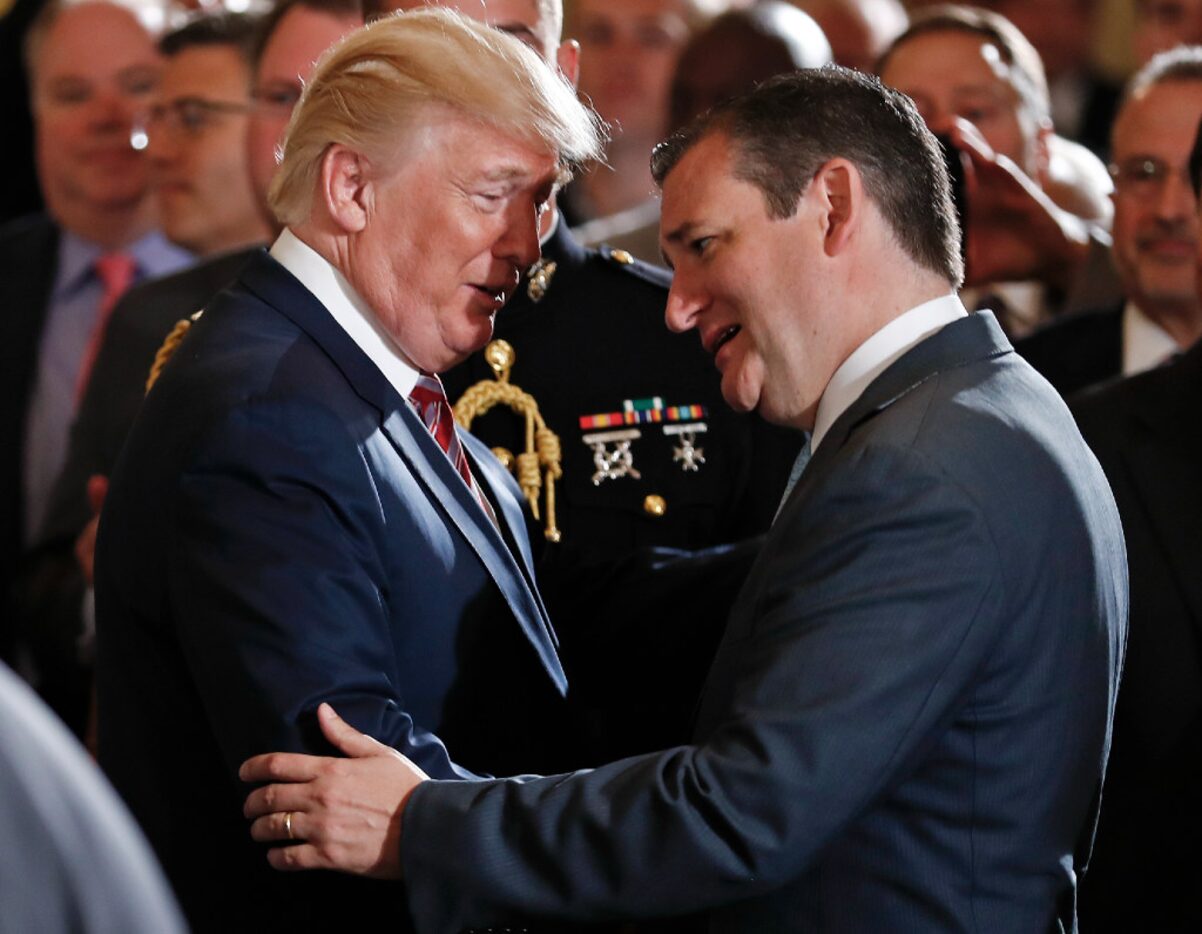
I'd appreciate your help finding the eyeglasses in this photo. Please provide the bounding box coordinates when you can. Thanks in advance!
[1108,157,1196,199]
[146,95,254,136]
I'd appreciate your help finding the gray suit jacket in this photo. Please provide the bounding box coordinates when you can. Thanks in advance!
[399,312,1127,933]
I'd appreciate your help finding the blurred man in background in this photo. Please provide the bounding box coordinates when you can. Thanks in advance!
[564,0,704,227]
[1019,47,1202,394]
[23,0,363,740]
[878,4,1121,337]
[148,8,270,257]
[0,0,190,667]
[791,0,906,73]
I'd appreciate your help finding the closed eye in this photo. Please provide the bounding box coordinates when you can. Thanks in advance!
[473,191,507,211]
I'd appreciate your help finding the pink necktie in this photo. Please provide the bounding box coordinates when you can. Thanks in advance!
[75,253,137,404]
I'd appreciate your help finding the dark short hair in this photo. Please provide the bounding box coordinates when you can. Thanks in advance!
[651,65,964,285]
[876,4,1050,125]
[160,9,266,66]
[252,0,364,68]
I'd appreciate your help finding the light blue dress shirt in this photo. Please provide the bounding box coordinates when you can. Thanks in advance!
[22,228,191,545]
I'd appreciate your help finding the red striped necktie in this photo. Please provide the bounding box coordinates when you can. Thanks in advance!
[408,373,496,523]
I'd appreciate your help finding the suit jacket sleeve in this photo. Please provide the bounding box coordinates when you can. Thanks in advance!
[169,396,477,785]
[400,442,1008,932]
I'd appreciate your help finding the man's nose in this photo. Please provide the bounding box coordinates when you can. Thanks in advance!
[496,205,542,270]
[87,86,139,132]
[1153,164,1195,220]
[665,276,704,333]
[146,120,180,165]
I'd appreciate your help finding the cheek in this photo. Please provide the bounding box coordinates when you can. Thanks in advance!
[248,120,286,179]
[37,112,84,152]
[642,49,680,89]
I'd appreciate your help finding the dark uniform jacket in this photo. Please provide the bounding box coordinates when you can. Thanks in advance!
[443,221,796,561]
[443,223,799,764]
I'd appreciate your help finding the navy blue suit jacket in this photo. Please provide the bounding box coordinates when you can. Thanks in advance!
[400,312,1127,933]
[94,252,566,931]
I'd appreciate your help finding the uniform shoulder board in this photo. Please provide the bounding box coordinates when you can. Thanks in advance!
[596,244,672,290]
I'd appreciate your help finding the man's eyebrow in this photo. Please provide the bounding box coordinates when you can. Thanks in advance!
[481,167,527,182]
[662,219,700,246]
[660,220,701,271]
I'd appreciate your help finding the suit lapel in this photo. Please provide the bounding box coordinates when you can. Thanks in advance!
[239,253,567,693]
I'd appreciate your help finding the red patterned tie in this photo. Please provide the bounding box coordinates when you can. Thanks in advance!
[75,252,137,404]
[408,373,479,492]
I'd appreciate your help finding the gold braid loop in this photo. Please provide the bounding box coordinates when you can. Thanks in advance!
[452,342,562,542]
[535,427,561,479]
[515,452,542,517]
[145,310,203,395]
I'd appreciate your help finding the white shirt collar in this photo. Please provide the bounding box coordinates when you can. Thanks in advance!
[270,228,419,400]
[811,293,967,452]
[1122,301,1179,376]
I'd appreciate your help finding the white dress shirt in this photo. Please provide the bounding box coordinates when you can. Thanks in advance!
[270,228,420,399]
[1122,301,1179,376]
[811,293,967,453]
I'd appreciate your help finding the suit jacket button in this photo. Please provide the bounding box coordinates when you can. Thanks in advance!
[643,494,667,517]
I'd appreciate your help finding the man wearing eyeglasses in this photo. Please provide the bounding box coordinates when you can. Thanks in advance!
[0,0,192,707]
[21,0,362,743]
[147,10,271,259]
[1017,46,1202,394]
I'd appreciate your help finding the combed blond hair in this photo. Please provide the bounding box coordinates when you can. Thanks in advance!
[269,8,603,225]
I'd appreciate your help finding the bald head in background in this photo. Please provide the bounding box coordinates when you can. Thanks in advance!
[669,1,832,131]
[792,0,907,72]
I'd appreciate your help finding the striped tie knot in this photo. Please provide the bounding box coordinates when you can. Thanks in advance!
[409,373,474,490]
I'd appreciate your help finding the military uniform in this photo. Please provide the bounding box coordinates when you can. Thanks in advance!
[443,221,797,564]
[443,222,799,768]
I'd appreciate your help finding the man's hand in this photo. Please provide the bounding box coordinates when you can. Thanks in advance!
[74,474,108,586]
[241,703,429,879]
[950,121,1092,291]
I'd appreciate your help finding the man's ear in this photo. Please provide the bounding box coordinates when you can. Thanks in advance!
[556,39,580,88]
[812,157,862,257]
[319,144,372,233]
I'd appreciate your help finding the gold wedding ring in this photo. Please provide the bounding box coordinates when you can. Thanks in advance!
[284,811,295,840]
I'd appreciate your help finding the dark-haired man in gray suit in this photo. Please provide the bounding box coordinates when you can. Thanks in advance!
[243,67,1127,934]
